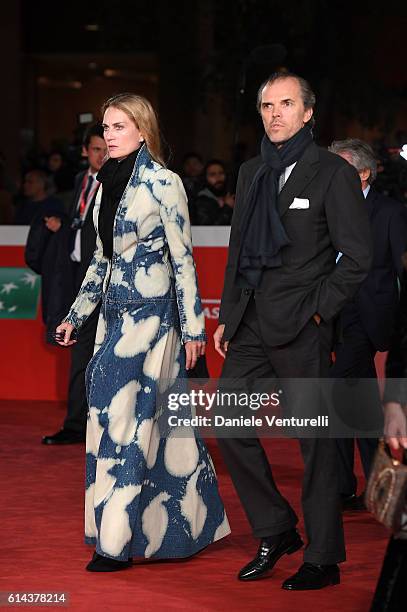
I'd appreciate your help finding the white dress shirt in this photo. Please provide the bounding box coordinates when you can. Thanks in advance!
[71,171,99,262]
[285,162,296,182]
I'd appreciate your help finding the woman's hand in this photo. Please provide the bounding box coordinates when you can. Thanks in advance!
[55,321,77,346]
[384,401,407,450]
[185,340,206,370]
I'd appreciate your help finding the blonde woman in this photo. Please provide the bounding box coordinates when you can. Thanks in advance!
[56,94,230,571]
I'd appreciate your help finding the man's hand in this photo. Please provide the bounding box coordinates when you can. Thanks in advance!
[384,401,407,450]
[214,324,229,358]
[44,216,62,232]
[185,340,206,370]
[223,193,235,209]
[313,313,321,325]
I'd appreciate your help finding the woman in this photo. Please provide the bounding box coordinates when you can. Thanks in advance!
[56,94,230,571]
[370,257,407,610]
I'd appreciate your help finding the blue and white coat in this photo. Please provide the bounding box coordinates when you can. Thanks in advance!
[65,145,230,560]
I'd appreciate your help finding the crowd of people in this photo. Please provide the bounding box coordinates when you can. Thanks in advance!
[1,142,238,228]
[3,71,406,608]
[1,126,406,232]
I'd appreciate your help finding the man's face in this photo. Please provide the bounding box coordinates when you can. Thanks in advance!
[83,135,107,173]
[260,77,313,144]
[184,156,203,178]
[206,164,226,195]
[48,153,63,172]
[23,172,45,199]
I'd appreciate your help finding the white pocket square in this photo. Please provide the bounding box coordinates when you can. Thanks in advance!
[289,197,309,209]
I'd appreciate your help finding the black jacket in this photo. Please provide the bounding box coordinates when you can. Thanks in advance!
[194,188,233,225]
[25,171,98,341]
[219,142,372,345]
[343,188,407,351]
[384,262,407,404]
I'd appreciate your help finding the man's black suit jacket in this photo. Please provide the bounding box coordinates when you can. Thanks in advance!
[344,188,407,351]
[25,170,98,341]
[219,142,372,346]
[69,170,98,289]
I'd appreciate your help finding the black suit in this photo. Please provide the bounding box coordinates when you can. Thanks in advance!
[333,188,407,496]
[220,144,372,345]
[217,141,372,564]
[63,171,100,434]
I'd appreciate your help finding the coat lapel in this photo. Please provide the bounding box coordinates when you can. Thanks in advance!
[365,187,379,221]
[277,142,320,217]
[69,171,86,219]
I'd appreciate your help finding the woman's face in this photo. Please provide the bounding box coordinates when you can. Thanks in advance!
[102,107,144,160]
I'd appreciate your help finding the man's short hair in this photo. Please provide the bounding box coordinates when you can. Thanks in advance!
[257,71,316,128]
[26,168,48,186]
[83,123,104,149]
[329,138,377,184]
[183,151,203,164]
[204,159,226,174]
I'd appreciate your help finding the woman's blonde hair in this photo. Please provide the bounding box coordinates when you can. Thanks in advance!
[102,93,165,166]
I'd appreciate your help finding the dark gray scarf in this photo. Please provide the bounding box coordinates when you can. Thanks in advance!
[236,125,313,288]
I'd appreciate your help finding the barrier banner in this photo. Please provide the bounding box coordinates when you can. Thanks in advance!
[0,267,40,319]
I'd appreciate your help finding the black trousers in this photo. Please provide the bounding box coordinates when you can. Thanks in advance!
[218,297,345,565]
[63,263,99,434]
[332,317,380,497]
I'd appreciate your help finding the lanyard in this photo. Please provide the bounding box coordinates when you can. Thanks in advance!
[78,173,94,219]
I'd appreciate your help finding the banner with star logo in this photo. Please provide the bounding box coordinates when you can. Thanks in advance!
[0,268,40,319]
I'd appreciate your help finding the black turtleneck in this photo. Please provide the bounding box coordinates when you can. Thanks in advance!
[96,148,139,259]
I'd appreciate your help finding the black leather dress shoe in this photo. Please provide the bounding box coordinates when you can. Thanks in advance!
[282,562,340,590]
[42,429,86,445]
[341,492,366,512]
[238,529,303,581]
[86,552,133,572]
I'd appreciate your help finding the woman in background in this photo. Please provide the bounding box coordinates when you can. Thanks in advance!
[370,255,407,610]
[56,93,229,572]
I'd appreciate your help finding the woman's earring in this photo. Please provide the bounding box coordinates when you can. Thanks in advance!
[140,137,144,143]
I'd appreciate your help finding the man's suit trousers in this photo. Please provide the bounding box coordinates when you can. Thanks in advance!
[217,296,346,565]
[63,263,99,434]
[332,315,381,497]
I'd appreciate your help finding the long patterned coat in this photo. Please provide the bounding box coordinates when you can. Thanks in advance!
[64,145,230,560]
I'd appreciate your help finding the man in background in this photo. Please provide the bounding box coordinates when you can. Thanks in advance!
[14,169,63,225]
[330,138,407,509]
[181,151,205,220]
[194,159,235,225]
[41,124,106,445]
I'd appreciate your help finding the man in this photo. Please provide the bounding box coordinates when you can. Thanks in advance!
[194,159,235,225]
[329,139,407,510]
[181,151,205,220]
[213,72,372,590]
[42,124,107,444]
[181,152,204,192]
[14,169,63,225]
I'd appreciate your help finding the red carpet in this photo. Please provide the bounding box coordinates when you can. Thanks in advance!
[0,401,388,611]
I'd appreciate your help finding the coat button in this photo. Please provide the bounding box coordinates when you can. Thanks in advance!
[244,289,251,295]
